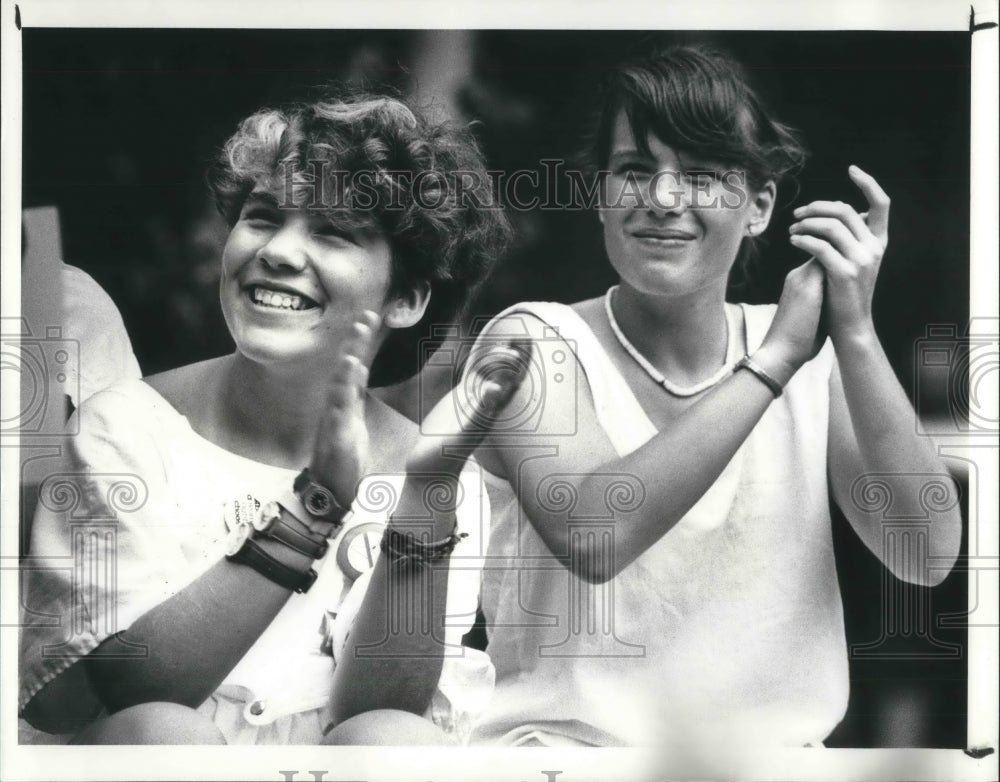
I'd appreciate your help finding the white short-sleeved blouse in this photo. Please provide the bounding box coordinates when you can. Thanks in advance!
[20,379,493,744]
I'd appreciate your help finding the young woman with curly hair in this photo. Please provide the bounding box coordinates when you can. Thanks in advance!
[19,90,521,745]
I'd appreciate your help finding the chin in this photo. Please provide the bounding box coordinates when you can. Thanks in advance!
[232,328,327,369]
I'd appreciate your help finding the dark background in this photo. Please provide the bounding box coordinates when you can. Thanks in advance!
[21,28,971,747]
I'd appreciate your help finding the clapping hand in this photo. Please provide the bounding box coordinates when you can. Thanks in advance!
[789,165,890,346]
[309,311,532,517]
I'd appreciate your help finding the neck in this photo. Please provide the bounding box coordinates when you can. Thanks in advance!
[611,282,731,385]
[215,353,339,468]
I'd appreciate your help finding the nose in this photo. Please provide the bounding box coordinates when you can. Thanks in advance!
[649,171,691,217]
[257,223,308,272]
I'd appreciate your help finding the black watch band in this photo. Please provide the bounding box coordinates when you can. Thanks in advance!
[255,501,329,559]
[227,535,318,593]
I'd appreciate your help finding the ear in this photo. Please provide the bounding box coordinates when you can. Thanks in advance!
[746,180,777,236]
[382,280,431,330]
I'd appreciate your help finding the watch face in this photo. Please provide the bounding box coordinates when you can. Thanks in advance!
[225,522,252,557]
[336,522,384,580]
[253,501,282,534]
[303,483,337,518]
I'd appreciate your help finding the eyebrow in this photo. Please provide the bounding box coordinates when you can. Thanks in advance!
[607,149,651,163]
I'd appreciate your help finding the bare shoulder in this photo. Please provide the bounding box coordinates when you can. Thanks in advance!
[481,296,602,340]
[143,357,226,420]
[570,295,606,332]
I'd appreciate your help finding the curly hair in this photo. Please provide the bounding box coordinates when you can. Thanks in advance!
[588,44,808,284]
[208,89,511,385]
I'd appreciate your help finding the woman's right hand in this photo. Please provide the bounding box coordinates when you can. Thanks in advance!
[754,258,826,386]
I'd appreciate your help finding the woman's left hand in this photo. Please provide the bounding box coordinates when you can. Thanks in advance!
[788,165,890,345]
[405,339,533,479]
[309,311,380,509]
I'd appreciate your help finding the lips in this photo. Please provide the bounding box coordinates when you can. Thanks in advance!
[631,227,697,241]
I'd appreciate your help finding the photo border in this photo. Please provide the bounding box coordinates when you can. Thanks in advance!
[2,1,996,780]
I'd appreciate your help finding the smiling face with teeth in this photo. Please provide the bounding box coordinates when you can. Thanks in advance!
[599,112,774,300]
[219,187,402,371]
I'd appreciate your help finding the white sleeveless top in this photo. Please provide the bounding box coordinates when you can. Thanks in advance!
[473,301,847,748]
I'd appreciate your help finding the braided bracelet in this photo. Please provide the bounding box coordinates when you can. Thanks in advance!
[379,525,467,569]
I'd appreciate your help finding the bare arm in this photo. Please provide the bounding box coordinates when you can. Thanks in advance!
[480,261,827,584]
[828,354,961,585]
[81,542,313,712]
[327,477,455,722]
[792,166,961,585]
[330,349,527,722]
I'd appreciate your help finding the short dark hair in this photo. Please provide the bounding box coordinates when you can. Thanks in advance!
[590,44,807,188]
[586,44,807,285]
[208,89,511,385]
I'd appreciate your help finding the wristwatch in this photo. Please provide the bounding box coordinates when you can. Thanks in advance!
[336,521,385,581]
[293,468,351,527]
[225,520,318,593]
[254,501,329,559]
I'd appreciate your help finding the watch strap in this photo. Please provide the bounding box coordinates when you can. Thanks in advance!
[256,501,329,559]
[227,535,318,593]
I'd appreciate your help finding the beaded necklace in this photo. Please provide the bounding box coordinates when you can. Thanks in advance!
[603,285,740,397]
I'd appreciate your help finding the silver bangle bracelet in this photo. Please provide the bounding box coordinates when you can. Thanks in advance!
[734,355,784,398]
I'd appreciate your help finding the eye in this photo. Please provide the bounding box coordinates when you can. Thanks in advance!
[241,206,280,226]
[681,168,724,183]
[314,221,357,244]
[612,160,654,177]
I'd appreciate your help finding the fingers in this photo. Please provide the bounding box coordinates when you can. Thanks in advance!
[789,233,854,278]
[848,164,890,244]
[342,310,381,366]
[791,201,870,243]
[326,311,380,409]
[427,339,534,459]
[326,354,369,410]
[405,338,535,481]
[789,169,890,280]
[468,338,533,417]
[789,216,871,261]
[792,166,890,251]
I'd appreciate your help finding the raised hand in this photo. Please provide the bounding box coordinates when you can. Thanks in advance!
[406,339,533,480]
[309,310,380,509]
[788,165,889,345]
[756,258,826,386]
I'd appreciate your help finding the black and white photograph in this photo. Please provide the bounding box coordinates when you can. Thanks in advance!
[2,2,997,780]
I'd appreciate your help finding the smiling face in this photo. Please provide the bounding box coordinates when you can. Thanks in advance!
[599,112,775,299]
[219,187,412,371]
